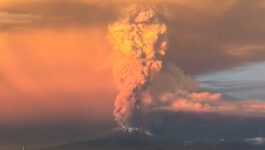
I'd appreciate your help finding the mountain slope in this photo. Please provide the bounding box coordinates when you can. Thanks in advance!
[35,131,265,150]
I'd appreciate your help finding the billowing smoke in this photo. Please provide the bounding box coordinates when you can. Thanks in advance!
[108,3,168,131]
[108,2,265,132]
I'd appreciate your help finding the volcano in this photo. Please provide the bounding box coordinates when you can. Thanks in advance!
[35,130,265,150]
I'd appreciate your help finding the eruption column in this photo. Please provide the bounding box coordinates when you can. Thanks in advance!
[108,5,168,131]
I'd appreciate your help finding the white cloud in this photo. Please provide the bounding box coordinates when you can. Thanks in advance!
[245,137,265,145]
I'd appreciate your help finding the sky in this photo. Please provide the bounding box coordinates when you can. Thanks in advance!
[197,61,265,100]
[1,0,265,149]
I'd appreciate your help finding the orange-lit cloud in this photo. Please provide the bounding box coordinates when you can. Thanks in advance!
[158,90,265,117]
[0,26,115,126]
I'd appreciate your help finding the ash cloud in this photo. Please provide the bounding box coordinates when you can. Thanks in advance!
[2,0,265,74]
[108,3,168,131]
[108,1,265,132]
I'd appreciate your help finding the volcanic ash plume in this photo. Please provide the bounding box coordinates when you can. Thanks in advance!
[108,5,168,131]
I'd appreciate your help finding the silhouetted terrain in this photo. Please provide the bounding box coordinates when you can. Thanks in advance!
[36,131,265,150]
